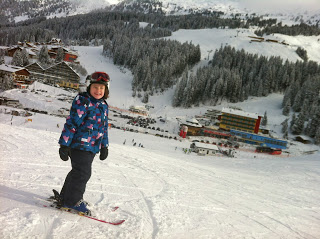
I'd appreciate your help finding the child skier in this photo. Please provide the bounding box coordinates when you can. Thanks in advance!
[57,71,110,215]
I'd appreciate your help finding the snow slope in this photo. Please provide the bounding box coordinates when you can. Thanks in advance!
[0,118,320,238]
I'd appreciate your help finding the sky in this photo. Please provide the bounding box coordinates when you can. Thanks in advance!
[240,0,320,12]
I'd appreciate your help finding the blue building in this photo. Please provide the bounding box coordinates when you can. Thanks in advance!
[230,129,288,149]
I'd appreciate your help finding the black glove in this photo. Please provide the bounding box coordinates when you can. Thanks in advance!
[100,147,108,160]
[59,145,70,161]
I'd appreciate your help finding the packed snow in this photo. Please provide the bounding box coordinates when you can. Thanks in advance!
[1,27,320,238]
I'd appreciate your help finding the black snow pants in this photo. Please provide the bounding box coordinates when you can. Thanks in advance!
[60,148,95,206]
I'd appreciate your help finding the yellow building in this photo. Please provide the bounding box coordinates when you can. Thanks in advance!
[219,108,262,134]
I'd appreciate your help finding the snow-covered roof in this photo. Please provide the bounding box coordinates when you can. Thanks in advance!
[194,142,219,151]
[25,48,37,56]
[0,64,27,73]
[222,107,262,119]
[181,118,202,127]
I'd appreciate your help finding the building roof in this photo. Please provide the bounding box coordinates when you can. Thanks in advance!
[194,142,219,151]
[181,118,202,128]
[222,107,262,119]
[0,64,28,73]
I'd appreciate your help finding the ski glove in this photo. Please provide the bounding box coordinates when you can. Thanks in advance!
[100,147,108,160]
[59,145,70,161]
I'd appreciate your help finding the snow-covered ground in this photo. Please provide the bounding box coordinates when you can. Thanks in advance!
[0,101,320,238]
[1,26,320,238]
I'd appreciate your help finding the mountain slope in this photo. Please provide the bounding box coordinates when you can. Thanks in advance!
[3,0,320,25]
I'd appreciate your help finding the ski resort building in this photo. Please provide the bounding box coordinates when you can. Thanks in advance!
[219,108,263,134]
[190,142,219,156]
[179,118,203,136]
[0,64,32,88]
[25,62,80,89]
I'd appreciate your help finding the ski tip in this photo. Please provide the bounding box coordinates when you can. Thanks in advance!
[111,206,119,212]
[111,219,125,225]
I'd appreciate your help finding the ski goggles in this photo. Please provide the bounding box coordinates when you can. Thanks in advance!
[91,72,110,82]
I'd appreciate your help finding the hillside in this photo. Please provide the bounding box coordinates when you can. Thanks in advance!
[2,0,320,25]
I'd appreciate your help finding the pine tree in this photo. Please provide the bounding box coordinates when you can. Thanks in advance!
[292,91,302,112]
[55,47,64,63]
[0,74,14,90]
[291,112,305,135]
[261,111,268,126]
[21,48,29,66]
[38,46,50,67]
[172,70,188,107]
[0,54,4,65]
[290,113,296,128]
[11,50,23,66]
[305,106,320,137]
[281,118,289,134]
[314,127,320,145]
[282,98,291,116]
[142,92,149,103]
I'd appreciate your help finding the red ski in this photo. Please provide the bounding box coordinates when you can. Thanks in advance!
[43,204,125,225]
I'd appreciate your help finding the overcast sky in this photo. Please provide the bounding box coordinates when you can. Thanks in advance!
[240,0,320,12]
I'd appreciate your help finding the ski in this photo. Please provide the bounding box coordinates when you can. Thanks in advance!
[43,204,125,225]
[46,189,119,212]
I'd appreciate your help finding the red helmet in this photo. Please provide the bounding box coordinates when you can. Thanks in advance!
[90,71,110,89]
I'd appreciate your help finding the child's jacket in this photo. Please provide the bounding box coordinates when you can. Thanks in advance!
[59,92,108,154]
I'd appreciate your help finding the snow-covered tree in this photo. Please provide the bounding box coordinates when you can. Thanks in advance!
[314,127,320,145]
[142,92,149,103]
[282,98,291,116]
[261,111,268,126]
[281,118,289,134]
[38,46,51,66]
[11,50,23,66]
[291,112,305,135]
[0,54,4,65]
[0,74,14,90]
[55,47,64,63]
[21,48,29,66]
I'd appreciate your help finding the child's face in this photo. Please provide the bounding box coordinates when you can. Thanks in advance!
[90,83,105,100]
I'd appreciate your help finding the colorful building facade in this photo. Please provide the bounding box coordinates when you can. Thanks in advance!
[219,108,262,134]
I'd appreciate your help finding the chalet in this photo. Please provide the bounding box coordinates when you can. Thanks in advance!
[7,46,37,59]
[49,38,62,45]
[49,46,79,63]
[219,108,263,134]
[294,136,312,144]
[25,61,80,89]
[0,64,32,88]
[10,39,78,63]
[7,46,23,57]
[191,142,219,156]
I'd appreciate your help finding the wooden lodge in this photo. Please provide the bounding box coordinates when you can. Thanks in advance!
[25,62,80,89]
[0,64,32,88]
